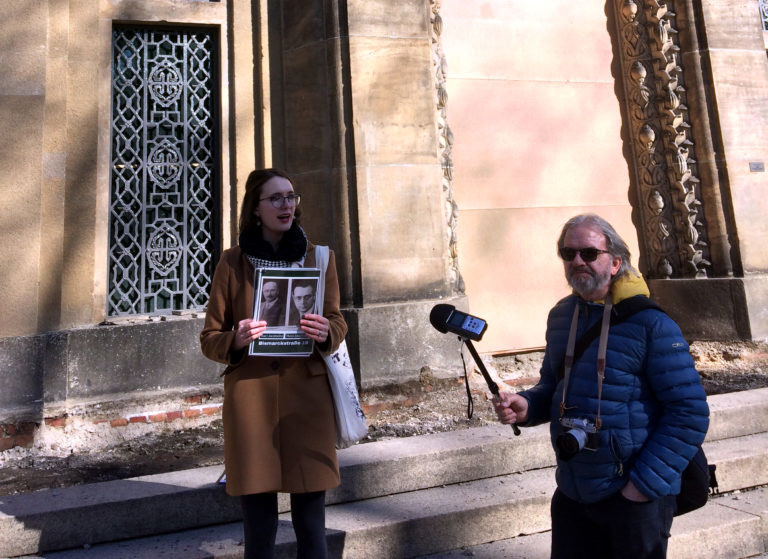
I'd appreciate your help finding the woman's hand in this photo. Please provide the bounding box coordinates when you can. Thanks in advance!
[300,313,330,343]
[232,319,268,350]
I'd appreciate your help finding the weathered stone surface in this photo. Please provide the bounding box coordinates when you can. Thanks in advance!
[281,0,327,49]
[0,335,45,421]
[345,296,469,388]
[439,0,633,351]
[744,275,768,340]
[348,36,436,166]
[354,164,447,304]
[648,278,752,341]
[440,1,614,83]
[447,79,630,211]
[282,43,335,172]
[0,318,221,418]
[347,0,429,38]
[0,94,44,338]
[0,1,46,96]
[61,318,221,398]
[699,0,766,50]
[697,0,768,276]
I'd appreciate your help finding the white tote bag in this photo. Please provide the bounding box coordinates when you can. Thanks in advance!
[314,246,368,448]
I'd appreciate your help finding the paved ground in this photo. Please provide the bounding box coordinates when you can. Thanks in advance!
[0,340,766,497]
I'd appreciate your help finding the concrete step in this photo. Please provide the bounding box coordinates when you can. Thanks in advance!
[3,387,768,558]
[425,486,768,559]
[706,387,768,441]
[8,428,767,557]
[18,468,557,558]
[23,480,768,558]
[0,424,551,558]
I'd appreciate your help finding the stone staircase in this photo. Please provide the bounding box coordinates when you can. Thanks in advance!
[1,388,767,559]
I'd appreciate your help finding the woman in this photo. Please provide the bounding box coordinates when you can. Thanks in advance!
[201,168,347,558]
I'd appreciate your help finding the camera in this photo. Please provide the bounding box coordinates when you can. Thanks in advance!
[556,417,599,461]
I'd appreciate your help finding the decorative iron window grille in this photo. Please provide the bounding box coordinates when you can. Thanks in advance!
[108,26,219,316]
[762,0,768,31]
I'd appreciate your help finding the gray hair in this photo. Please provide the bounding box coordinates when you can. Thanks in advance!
[557,214,638,280]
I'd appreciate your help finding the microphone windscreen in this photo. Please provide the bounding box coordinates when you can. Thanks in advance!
[429,304,454,333]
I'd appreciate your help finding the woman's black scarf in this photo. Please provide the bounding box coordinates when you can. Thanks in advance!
[238,222,308,264]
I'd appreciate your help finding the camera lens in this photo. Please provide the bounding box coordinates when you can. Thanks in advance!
[556,429,587,461]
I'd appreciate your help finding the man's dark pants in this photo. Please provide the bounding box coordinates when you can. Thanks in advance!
[550,488,676,559]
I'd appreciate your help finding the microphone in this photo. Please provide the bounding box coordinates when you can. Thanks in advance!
[429,304,521,435]
[428,304,453,334]
[429,304,487,342]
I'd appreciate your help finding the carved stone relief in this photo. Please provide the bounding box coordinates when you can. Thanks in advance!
[430,0,464,293]
[612,0,712,278]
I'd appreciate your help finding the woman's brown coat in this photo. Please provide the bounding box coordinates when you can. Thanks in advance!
[200,243,347,496]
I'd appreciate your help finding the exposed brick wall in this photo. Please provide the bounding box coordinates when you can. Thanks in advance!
[0,392,222,452]
[93,402,223,427]
[0,422,38,451]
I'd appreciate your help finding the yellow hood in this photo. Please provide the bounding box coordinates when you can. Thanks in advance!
[610,271,650,304]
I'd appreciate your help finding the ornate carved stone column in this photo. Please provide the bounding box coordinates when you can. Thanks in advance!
[611,0,715,279]
[607,0,768,341]
[430,0,464,294]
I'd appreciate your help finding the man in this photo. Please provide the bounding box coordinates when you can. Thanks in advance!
[288,280,317,326]
[258,280,286,326]
[494,214,709,559]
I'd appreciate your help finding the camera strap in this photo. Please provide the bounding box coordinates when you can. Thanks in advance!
[559,295,613,430]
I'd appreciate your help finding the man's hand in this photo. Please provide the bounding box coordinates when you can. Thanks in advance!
[493,392,529,425]
[620,480,650,502]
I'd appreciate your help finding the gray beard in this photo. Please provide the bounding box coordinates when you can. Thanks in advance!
[567,268,612,298]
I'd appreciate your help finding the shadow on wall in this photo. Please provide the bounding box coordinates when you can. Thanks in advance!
[0,333,45,444]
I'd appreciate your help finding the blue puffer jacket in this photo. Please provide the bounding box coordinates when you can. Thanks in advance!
[520,275,709,504]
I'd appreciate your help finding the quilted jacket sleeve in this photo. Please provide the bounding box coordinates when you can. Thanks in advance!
[627,311,710,499]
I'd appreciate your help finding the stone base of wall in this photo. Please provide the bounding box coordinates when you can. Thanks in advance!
[0,315,222,423]
[648,275,768,341]
[343,295,471,388]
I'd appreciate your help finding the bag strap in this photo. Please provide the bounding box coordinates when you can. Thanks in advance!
[560,295,613,429]
[314,245,330,317]
[558,295,665,380]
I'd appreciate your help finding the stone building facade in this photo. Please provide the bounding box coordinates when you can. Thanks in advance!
[1,0,767,450]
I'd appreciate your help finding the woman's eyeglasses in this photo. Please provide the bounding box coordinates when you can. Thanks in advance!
[559,247,610,262]
[259,193,301,208]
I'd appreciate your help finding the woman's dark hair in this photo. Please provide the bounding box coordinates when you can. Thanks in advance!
[238,168,301,235]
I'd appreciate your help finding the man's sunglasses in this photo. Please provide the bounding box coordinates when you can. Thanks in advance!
[558,247,610,262]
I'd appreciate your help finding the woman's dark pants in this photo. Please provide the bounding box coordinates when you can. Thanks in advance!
[241,491,327,559]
